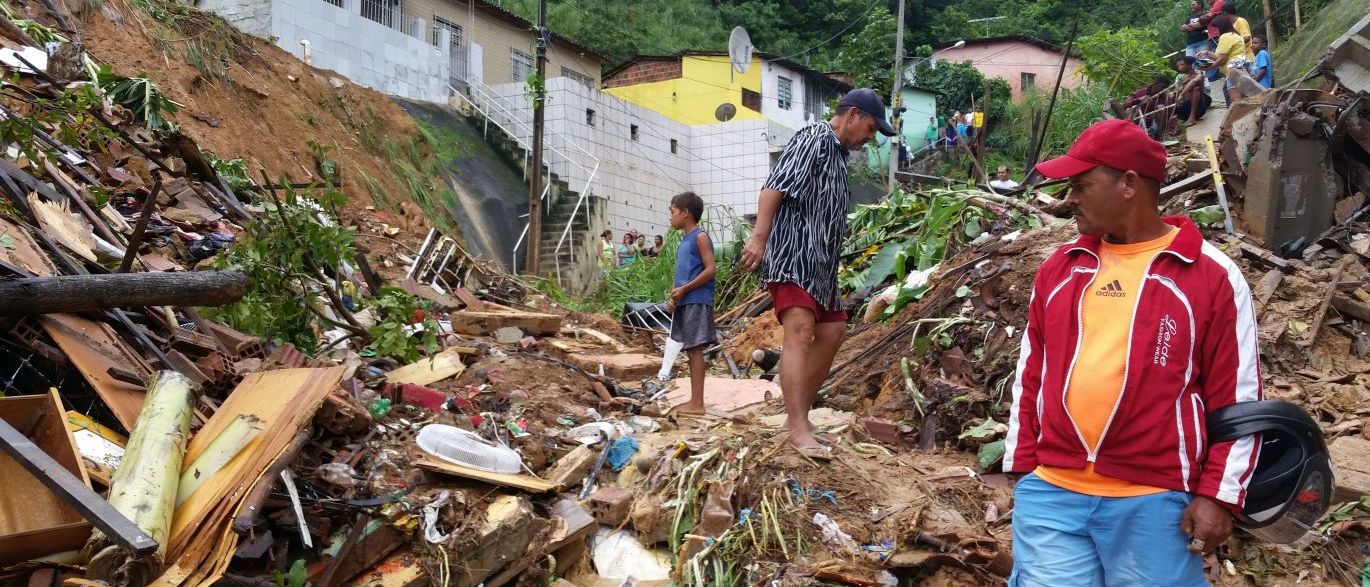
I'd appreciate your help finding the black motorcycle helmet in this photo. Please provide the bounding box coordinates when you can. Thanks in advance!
[1206,400,1334,544]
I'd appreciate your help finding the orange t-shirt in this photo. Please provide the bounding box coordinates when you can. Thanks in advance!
[1035,227,1179,497]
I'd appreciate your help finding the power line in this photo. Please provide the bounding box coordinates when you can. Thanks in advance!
[755,0,888,64]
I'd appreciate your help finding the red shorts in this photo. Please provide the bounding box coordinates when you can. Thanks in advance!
[767,282,848,324]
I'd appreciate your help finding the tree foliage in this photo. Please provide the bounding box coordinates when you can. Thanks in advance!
[834,6,897,95]
[910,59,1011,121]
[1075,28,1171,99]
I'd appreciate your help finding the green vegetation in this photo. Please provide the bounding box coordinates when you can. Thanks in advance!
[542,206,758,317]
[841,186,1041,319]
[208,183,439,360]
[990,83,1112,165]
[0,3,66,43]
[92,65,180,132]
[126,0,249,80]
[1074,28,1170,100]
[1271,0,1370,83]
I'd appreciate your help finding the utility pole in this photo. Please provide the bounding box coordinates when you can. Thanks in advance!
[886,0,905,195]
[525,0,548,274]
[1260,0,1277,49]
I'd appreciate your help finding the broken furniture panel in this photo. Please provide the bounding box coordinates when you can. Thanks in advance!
[0,390,94,564]
[41,314,153,431]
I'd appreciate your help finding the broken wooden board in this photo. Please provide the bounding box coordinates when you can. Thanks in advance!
[0,217,59,277]
[343,550,427,587]
[28,194,96,263]
[384,347,467,386]
[449,309,562,336]
[65,410,126,487]
[666,377,777,413]
[162,366,346,582]
[1160,171,1212,197]
[0,390,93,564]
[560,327,630,352]
[41,314,152,431]
[544,445,596,489]
[1328,436,1370,503]
[413,457,559,493]
[567,353,661,380]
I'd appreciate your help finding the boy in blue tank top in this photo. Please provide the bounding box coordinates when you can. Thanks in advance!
[666,191,717,414]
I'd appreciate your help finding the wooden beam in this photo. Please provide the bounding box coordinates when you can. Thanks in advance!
[1160,171,1213,197]
[0,271,248,316]
[414,457,559,493]
[449,309,562,336]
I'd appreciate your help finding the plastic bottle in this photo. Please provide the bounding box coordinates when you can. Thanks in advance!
[368,397,392,419]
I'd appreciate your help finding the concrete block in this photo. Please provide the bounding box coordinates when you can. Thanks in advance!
[587,485,633,527]
[1329,436,1370,503]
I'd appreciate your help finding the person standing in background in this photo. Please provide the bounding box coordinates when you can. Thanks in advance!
[1181,0,1211,57]
[1250,35,1273,88]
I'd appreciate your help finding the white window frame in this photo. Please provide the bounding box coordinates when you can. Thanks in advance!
[777,76,793,110]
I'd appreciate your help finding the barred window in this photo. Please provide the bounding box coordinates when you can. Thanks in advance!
[511,49,533,82]
[778,76,793,110]
[561,66,594,89]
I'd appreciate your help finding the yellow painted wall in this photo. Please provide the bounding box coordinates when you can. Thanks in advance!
[605,55,765,125]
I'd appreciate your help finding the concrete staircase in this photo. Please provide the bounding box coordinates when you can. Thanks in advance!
[451,96,605,292]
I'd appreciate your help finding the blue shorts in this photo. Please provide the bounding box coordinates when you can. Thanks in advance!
[1009,473,1208,587]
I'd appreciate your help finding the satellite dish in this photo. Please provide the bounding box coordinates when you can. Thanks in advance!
[728,27,753,75]
[715,103,737,122]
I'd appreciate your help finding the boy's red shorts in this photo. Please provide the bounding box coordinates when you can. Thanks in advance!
[767,282,848,324]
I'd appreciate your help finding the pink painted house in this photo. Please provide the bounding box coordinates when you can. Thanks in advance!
[930,36,1084,100]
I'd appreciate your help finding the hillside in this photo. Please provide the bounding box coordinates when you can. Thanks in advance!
[1271,0,1370,81]
[73,0,457,253]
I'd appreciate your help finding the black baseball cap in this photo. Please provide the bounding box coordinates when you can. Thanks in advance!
[836,88,897,136]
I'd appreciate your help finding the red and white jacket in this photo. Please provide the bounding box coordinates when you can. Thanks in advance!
[1004,217,1262,509]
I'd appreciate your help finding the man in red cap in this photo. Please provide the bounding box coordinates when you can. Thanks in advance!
[1004,119,1262,585]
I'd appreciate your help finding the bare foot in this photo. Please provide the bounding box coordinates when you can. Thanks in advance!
[675,402,706,415]
[787,432,833,460]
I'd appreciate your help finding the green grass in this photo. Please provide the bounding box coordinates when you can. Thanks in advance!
[1272,0,1370,83]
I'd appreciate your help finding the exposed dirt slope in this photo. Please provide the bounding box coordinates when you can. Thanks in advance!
[73,0,445,251]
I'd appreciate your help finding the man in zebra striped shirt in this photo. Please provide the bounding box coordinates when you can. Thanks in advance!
[739,88,895,458]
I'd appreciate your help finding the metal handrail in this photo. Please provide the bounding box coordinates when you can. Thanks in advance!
[552,161,600,284]
[449,80,601,283]
[462,82,594,177]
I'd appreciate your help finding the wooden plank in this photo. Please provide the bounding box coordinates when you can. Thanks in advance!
[165,366,345,574]
[560,327,629,352]
[449,310,562,336]
[0,216,60,277]
[0,390,155,562]
[1302,257,1354,348]
[413,457,559,493]
[384,347,467,386]
[1160,171,1213,197]
[1254,270,1283,313]
[1332,294,1370,323]
[1328,436,1370,503]
[453,287,487,310]
[41,314,151,430]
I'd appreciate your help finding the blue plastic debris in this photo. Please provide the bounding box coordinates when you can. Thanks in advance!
[787,478,837,505]
[863,540,895,561]
[605,435,639,471]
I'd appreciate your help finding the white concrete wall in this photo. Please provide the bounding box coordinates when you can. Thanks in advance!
[476,77,777,244]
[247,0,452,102]
[200,0,272,36]
[760,62,811,130]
